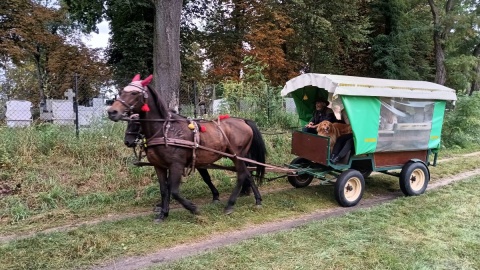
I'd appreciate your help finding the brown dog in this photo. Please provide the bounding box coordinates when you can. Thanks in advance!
[316,121,352,152]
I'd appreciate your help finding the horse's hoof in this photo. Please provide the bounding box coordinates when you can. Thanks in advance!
[224,208,234,215]
[212,199,221,204]
[255,204,263,209]
[154,218,164,223]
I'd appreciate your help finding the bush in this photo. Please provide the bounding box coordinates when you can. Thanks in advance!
[219,56,297,129]
[442,93,480,148]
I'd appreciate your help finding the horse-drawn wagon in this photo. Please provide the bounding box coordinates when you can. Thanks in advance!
[282,73,457,207]
[112,73,457,221]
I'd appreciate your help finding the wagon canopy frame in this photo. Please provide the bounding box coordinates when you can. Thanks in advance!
[281,73,457,101]
[281,74,458,156]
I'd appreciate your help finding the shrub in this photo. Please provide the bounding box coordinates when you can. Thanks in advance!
[442,93,480,148]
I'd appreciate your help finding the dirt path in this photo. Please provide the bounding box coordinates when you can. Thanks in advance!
[91,168,480,270]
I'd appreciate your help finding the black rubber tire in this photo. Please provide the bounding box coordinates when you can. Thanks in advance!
[287,157,314,188]
[399,161,429,196]
[334,169,365,207]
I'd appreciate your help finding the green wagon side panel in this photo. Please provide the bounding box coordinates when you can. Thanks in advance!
[428,101,446,150]
[291,86,329,126]
[342,96,381,155]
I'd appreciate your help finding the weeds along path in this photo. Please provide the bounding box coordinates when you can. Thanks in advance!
[1,152,480,245]
[91,168,480,270]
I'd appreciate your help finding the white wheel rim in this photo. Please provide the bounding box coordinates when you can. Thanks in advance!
[410,169,425,191]
[344,177,362,202]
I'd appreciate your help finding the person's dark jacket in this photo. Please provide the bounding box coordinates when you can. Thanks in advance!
[310,107,336,124]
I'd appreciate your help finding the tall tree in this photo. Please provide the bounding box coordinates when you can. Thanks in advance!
[370,0,433,80]
[203,0,298,86]
[428,0,455,85]
[105,0,155,86]
[283,0,370,76]
[64,0,205,108]
[203,0,248,82]
[427,0,480,92]
[470,43,480,95]
[244,0,296,85]
[153,0,182,109]
[0,0,108,104]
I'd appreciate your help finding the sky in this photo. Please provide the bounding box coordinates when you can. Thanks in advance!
[82,20,110,49]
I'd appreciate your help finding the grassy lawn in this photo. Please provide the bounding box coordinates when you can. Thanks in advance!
[1,156,479,269]
[154,175,480,270]
[1,123,480,269]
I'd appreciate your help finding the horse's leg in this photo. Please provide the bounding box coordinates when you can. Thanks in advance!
[245,175,262,207]
[197,168,220,203]
[154,166,170,222]
[240,178,251,196]
[225,160,260,214]
[169,165,199,215]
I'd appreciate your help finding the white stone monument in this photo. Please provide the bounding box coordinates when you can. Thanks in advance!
[212,98,227,114]
[52,100,74,125]
[285,98,296,113]
[6,100,32,127]
[52,89,75,125]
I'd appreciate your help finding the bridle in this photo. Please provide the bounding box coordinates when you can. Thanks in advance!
[116,83,148,116]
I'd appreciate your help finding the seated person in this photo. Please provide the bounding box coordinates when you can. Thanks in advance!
[335,109,350,125]
[302,98,336,134]
[330,110,353,164]
[380,107,397,130]
[330,134,354,164]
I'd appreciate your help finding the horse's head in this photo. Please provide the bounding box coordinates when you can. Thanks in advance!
[124,114,142,147]
[107,74,153,121]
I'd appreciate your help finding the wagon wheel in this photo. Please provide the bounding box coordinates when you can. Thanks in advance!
[399,162,429,196]
[334,169,365,207]
[287,157,314,188]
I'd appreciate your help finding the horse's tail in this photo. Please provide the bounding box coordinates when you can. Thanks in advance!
[244,119,266,185]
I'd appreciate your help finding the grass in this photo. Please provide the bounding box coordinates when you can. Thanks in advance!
[0,122,480,269]
[154,176,480,270]
[0,161,479,269]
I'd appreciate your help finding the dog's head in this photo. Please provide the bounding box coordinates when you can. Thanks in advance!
[317,120,333,135]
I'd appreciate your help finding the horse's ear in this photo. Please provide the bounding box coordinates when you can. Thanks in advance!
[141,75,153,86]
[132,74,141,82]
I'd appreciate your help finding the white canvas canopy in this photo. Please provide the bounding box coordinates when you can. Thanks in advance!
[281,73,457,101]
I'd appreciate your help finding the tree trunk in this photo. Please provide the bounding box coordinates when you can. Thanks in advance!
[469,43,480,96]
[432,35,447,85]
[428,0,454,85]
[153,0,182,111]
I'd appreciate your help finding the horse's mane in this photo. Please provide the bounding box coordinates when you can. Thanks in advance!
[146,85,177,120]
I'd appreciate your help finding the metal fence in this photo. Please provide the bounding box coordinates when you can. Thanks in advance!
[0,74,210,131]
[0,73,295,133]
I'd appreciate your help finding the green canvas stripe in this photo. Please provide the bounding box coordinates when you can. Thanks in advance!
[342,96,381,154]
[291,86,329,126]
[428,101,446,149]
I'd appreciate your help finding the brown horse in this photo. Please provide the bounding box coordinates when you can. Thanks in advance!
[108,75,266,222]
[123,115,254,203]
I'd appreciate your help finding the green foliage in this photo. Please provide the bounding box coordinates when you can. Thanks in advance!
[284,0,371,74]
[3,196,32,222]
[220,57,297,128]
[442,93,480,148]
[370,0,433,80]
[445,55,478,94]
